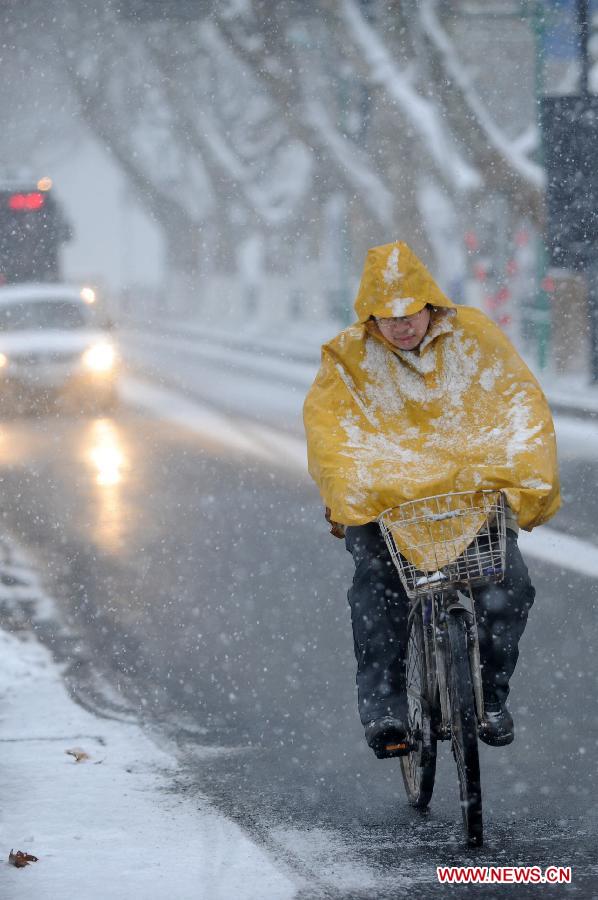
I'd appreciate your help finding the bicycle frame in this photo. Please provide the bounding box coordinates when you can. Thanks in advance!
[378,490,507,846]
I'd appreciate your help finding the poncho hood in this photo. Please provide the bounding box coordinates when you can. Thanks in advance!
[304,244,561,567]
[354,241,455,321]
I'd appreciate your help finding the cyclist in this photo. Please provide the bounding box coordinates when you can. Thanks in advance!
[304,241,560,758]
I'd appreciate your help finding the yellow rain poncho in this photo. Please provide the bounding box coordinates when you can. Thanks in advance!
[303,242,561,567]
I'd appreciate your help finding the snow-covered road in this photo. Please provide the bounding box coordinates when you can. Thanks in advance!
[0,538,297,900]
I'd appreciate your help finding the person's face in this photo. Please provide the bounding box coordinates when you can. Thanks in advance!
[375,306,431,350]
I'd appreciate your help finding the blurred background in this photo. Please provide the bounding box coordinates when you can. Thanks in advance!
[2,0,598,381]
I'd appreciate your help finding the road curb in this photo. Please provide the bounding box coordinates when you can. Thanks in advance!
[547,399,598,422]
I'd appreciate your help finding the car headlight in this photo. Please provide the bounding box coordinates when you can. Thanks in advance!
[80,286,96,304]
[82,342,116,373]
[0,353,8,369]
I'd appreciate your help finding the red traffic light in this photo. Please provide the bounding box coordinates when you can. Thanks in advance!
[8,192,45,211]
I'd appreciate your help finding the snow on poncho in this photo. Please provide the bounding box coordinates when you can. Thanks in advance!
[303,241,561,569]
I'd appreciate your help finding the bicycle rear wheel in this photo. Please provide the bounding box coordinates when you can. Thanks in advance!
[400,606,437,808]
[447,609,483,847]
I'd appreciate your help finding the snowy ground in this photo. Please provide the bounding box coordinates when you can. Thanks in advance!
[0,539,297,899]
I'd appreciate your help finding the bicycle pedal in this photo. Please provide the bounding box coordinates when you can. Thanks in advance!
[383,741,410,756]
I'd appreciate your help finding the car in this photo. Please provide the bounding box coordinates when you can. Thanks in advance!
[0,282,119,413]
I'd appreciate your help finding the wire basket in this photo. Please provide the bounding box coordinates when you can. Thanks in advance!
[378,491,506,599]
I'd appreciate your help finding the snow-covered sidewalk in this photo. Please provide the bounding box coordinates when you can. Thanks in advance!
[0,545,296,899]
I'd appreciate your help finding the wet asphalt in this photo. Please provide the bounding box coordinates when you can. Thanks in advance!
[0,404,596,898]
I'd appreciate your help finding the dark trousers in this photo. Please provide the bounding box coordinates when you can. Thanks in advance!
[345,523,535,725]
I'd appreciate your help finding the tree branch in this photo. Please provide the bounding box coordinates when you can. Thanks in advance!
[213,10,395,227]
[339,0,481,195]
[419,0,544,225]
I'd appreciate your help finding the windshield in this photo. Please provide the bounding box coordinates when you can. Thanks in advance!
[0,299,91,331]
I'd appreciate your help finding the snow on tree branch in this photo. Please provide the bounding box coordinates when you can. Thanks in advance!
[213,13,395,228]
[340,0,481,195]
[303,98,394,224]
[419,0,544,222]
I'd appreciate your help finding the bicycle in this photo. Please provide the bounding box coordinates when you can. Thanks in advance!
[377,490,507,848]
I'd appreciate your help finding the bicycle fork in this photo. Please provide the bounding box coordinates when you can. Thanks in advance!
[426,589,485,739]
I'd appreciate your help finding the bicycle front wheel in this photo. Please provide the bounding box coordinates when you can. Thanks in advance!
[447,609,483,847]
[400,606,437,808]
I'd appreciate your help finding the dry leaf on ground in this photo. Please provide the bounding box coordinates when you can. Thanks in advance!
[9,850,38,868]
[65,747,91,763]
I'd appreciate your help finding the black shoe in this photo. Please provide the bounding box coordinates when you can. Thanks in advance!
[364,716,409,759]
[478,698,514,747]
